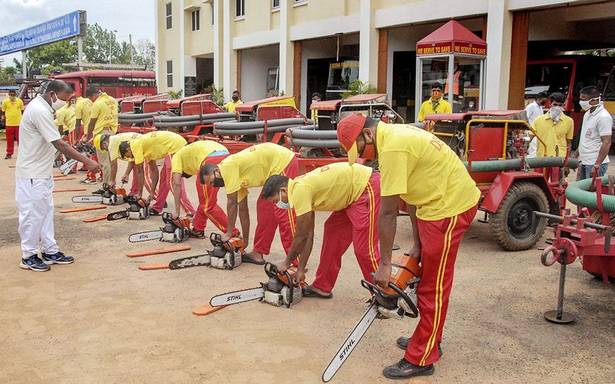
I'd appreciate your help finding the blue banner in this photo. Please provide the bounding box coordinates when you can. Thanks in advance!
[0,11,83,56]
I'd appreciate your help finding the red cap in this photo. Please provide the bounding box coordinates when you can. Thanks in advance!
[337,113,367,163]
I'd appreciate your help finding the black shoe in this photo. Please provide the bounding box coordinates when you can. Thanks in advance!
[92,188,105,195]
[148,207,162,216]
[5,154,11,159]
[20,254,50,272]
[383,359,434,380]
[41,251,74,265]
[396,337,443,356]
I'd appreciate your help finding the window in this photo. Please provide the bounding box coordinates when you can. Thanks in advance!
[191,9,200,31]
[235,0,245,18]
[166,60,173,88]
[293,0,308,5]
[165,2,172,29]
[272,0,279,9]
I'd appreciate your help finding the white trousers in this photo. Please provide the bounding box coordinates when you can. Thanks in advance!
[15,177,59,259]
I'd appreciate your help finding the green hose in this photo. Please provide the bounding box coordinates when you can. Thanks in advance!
[565,175,615,212]
[463,157,578,173]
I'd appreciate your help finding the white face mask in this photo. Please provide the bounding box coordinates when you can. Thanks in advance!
[549,106,563,121]
[276,191,290,210]
[579,97,600,111]
[51,93,67,111]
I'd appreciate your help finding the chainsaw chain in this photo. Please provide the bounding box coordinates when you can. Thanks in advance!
[169,254,210,270]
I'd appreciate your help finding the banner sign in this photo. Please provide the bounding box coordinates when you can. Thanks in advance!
[417,41,487,57]
[0,11,84,56]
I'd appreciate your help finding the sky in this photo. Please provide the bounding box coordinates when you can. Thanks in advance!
[0,0,155,67]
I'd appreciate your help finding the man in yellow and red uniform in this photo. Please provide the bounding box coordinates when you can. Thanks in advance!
[338,114,480,380]
[262,162,380,298]
[171,140,238,238]
[119,131,194,216]
[417,82,452,122]
[55,96,77,144]
[1,89,24,159]
[199,143,299,264]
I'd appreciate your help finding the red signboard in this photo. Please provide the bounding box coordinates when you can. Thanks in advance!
[417,41,487,56]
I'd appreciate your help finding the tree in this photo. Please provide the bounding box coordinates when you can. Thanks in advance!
[134,39,156,69]
[83,23,121,64]
[341,80,377,98]
[26,40,77,73]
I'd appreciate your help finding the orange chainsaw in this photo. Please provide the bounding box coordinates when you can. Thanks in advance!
[168,233,244,270]
[321,253,421,382]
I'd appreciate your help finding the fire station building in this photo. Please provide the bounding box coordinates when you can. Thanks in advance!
[155,0,615,121]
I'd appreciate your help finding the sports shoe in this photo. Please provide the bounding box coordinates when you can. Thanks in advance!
[382,359,434,379]
[41,251,74,265]
[189,229,206,239]
[5,154,11,159]
[80,178,97,185]
[20,254,50,272]
[148,207,162,216]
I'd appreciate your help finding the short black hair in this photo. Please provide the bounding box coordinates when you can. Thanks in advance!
[46,80,72,95]
[536,92,548,100]
[86,86,100,97]
[431,82,443,91]
[232,90,240,95]
[262,175,289,199]
[101,133,112,146]
[550,92,566,104]
[118,141,131,159]
[199,163,219,184]
[311,92,322,99]
[580,86,600,98]
[8,89,16,95]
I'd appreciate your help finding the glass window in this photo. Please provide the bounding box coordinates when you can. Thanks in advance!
[165,2,172,29]
[235,0,245,17]
[191,9,200,31]
[326,60,360,97]
[419,57,449,105]
[166,60,173,88]
[272,0,279,8]
[525,63,572,99]
[267,67,279,94]
[449,57,482,112]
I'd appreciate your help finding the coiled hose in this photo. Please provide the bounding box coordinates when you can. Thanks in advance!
[565,175,615,212]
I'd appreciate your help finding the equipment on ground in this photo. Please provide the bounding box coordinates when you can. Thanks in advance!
[107,197,150,220]
[128,212,191,243]
[73,184,127,205]
[321,254,421,382]
[209,263,304,308]
[168,233,244,270]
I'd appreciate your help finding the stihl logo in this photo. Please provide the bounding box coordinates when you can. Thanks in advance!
[338,339,355,361]
[226,295,242,302]
[138,234,149,239]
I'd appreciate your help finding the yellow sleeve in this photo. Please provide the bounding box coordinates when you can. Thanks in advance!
[219,160,242,195]
[417,103,426,122]
[132,141,145,165]
[75,102,83,119]
[171,153,183,174]
[566,119,574,141]
[20,99,24,110]
[379,151,411,197]
[290,185,313,216]
[444,101,452,114]
[1,99,6,112]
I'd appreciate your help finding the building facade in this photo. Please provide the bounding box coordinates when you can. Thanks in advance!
[156,0,615,121]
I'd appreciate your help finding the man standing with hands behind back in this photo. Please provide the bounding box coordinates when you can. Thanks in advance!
[2,89,24,159]
[15,80,100,272]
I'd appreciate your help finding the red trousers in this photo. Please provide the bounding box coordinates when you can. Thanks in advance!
[404,205,478,366]
[193,177,240,235]
[151,156,195,215]
[253,156,299,255]
[128,162,156,197]
[5,126,18,156]
[312,173,381,293]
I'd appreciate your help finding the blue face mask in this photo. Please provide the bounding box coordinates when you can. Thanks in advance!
[276,191,290,210]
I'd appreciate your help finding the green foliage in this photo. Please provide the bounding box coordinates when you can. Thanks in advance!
[83,23,121,64]
[26,40,77,73]
[168,90,184,99]
[341,80,377,99]
[206,84,224,106]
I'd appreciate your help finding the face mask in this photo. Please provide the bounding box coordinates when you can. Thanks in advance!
[276,192,290,210]
[51,93,67,111]
[549,106,563,121]
[9,95,15,101]
[232,96,239,102]
[213,177,225,188]
[579,97,600,111]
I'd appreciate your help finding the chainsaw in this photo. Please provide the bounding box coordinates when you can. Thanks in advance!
[107,197,150,221]
[321,254,421,382]
[59,143,96,176]
[168,233,243,270]
[209,262,304,308]
[73,184,127,205]
[128,212,191,243]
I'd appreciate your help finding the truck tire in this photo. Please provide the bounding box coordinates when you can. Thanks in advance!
[490,182,549,251]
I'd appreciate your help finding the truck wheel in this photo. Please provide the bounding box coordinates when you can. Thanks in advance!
[490,182,549,251]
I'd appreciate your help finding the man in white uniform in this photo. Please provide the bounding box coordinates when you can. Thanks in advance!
[15,80,100,272]
[525,92,548,157]
[575,85,613,180]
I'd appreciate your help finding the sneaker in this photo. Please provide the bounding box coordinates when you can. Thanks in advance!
[148,207,162,216]
[20,254,50,272]
[5,154,11,159]
[382,359,434,379]
[41,251,74,265]
[189,229,206,239]
[80,178,97,185]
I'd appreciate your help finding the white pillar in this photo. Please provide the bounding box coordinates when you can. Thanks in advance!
[485,0,513,109]
[222,0,232,100]
[22,51,27,78]
[278,0,292,95]
[179,0,186,93]
[213,0,222,88]
[358,0,377,86]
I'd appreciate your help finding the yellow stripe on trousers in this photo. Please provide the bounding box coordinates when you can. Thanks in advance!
[365,182,378,272]
[419,215,458,366]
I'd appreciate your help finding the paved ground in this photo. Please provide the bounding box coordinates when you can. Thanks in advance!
[0,141,614,384]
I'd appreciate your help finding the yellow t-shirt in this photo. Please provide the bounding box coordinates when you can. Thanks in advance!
[377,122,480,221]
[534,114,574,157]
[417,98,452,122]
[219,143,295,202]
[90,92,118,135]
[223,99,242,113]
[129,131,187,165]
[288,163,372,216]
[75,97,93,132]
[1,97,24,126]
[109,132,141,162]
[171,140,228,176]
[55,104,76,133]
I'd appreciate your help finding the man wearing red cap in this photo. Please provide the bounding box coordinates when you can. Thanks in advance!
[337,113,480,380]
